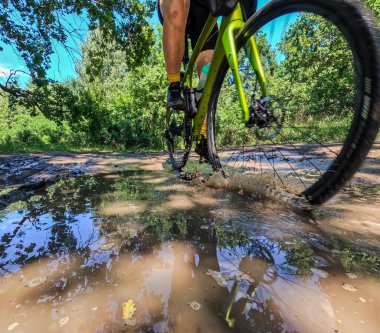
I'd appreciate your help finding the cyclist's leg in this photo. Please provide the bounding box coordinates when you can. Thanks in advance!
[160,0,190,108]
[196,50,214,76]
[197,50,213,139]
[187,0,218,147]
[160,0,190,78]
[187,0,218,75]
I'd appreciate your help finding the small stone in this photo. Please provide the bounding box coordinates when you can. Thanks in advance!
[8,322,19,331]
[59,316,69,327]
[99,242,115,251]
[346,273,358,279]
[310,268,329,279]
[188,301,201,311]
[233,271,254,283]
[25,275,47,288]
[124,318,136,326]
[359,297,366,303]
[205,269,227,287]
[342,283,357,292]
[92,306,98,311]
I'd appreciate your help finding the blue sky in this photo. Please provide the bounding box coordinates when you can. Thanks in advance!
[0,0,292,86]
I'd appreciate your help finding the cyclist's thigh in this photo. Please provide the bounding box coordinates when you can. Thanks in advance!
[187,0,218,51]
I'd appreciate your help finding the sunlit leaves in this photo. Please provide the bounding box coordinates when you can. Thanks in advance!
[0,0,155,81]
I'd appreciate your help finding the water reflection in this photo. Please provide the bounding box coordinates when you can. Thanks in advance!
[0,170,380,332]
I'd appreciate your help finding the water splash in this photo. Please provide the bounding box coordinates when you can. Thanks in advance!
[206,171,312,210]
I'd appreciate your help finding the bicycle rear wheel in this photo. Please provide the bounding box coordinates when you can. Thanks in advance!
[207,0,380,204]
[165,107,191,171]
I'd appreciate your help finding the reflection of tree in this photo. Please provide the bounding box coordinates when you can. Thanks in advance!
[0,174,115,272]
[47,223,77,254]
[332,238,380,273]
[280,241,314,275]
[146,212,188,240]
[215,220,251,249]
[102,174,167,205]
[3,168,378,331]
[0,170,208,273]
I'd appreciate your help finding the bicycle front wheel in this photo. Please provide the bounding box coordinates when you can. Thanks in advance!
[207,0,380,204]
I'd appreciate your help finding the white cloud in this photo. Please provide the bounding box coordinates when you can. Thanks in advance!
[0,65,28,78]
[0,66,11,77]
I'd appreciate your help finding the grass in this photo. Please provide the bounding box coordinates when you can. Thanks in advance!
[0,143,165,154]
[1,115,378,154]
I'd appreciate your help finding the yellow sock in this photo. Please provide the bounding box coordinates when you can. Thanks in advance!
[168,72,181,83]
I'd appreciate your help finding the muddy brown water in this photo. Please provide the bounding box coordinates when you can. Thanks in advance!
[0,157,380,332]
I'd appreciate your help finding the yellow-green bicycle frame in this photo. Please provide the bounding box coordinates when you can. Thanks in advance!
[181,3,268,142]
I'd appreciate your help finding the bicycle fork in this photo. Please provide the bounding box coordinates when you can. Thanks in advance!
[221,4,268,123]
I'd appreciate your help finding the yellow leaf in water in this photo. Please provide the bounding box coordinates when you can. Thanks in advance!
[122,299,136,320]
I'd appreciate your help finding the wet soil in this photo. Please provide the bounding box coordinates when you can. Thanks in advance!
[0,144,379,332]
[1,142,379,208]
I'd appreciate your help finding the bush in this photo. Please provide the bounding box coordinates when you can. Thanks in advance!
[0,112,75,151]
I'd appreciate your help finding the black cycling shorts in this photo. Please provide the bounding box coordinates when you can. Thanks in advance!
[157,0,219,51]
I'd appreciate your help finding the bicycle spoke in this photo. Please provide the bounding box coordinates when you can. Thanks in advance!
[272,128,323,175]
[280,125,342,156]
[267,139,308,190]
[206,0,379,204]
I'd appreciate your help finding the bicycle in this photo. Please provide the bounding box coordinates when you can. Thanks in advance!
[164,0,380,205]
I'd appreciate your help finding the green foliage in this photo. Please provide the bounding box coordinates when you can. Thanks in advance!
[340,247,380,273]
[364,0,380,22]
[276,13,355,118]
[71,27,167,148]
[1,2,379,153]
[0,0,155,80]
[0,93,74,151]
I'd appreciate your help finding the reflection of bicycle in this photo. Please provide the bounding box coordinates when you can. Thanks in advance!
[164,0,380,205]
[216,238,279,328]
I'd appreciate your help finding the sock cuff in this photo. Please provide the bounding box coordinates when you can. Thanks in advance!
[168,72,181,83]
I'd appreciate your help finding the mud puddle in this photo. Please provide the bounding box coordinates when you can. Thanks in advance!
[1,161,380,333]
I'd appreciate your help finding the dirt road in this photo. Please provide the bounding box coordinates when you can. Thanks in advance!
[1,143,379,209]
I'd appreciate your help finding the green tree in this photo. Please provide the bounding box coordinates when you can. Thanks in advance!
[0,0,155,97]
[72,27,167,148]
[276,13,355,119]
[364,0,380,22]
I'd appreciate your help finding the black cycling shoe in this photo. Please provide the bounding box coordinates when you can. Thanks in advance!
[195,135,210,164]
[167,82,185,109]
